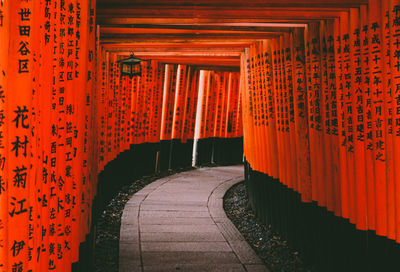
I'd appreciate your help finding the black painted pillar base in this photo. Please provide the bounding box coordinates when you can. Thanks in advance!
[181,139,194,168]
[158,140,171,172]
[72,143,159,271]
[212,137,243,165]
[244,160,400,272]
[169,139,194,169]
[196,138,213,165]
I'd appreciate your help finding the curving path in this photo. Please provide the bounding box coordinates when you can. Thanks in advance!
[119,166,269,272]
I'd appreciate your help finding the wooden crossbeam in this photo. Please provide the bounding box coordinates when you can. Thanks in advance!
[101,37,271,44]
[100,24,297,32]
[100,27,289,35]
[96,0,365,68]
[97,8,346,20]
[97,0,366,8]
[154,59,240,66]
[104,47,246,52]
[97,17,339,25]
[100,33,282,40]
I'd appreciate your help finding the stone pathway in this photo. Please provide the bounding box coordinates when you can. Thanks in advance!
[119,166,269,272]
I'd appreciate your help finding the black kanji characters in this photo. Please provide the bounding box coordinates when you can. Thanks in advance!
[9,197,28,217]
[13,106,29,129]
[13,166,27,188]
[11,136,28,157]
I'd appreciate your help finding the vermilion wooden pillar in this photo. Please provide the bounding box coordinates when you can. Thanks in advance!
[358,5,376,230]
[369,0,388,237]
[0,0,9,270]
[285,34,298,191]
[7,1,34,271]
[381,0,396,240]
[319,20,334,212]
[389,0,400,243]
[292,28,312,202]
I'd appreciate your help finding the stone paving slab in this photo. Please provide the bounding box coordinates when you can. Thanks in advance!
[141,241,232,252]
[140,224,221,233]
[141,252,241,265]
[120,165,270,272]
[143,264,246,272]
[216,220,246,241]
[139,210,211,218]
[141,200,207,206]
[140,204,209,212]
[140,232,226,242]
[139,217,214,225]
[245,265,272,272]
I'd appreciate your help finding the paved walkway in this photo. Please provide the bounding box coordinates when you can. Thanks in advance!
[119,165,269,272]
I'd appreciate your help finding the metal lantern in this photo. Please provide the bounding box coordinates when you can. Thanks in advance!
[118,54,145,78]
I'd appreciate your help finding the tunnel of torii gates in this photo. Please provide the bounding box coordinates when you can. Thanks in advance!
[4,0,400,271]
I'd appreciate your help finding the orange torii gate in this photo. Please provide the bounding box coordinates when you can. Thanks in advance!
[4,0,400,271]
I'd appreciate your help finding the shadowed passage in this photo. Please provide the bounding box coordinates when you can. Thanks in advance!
[119,166,269,272]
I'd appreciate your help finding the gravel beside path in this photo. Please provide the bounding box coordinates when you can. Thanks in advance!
[224,182,315,272]
[95,167,315,272]
[94,168,192,272]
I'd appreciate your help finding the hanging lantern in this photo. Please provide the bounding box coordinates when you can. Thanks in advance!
[118,54,145,78]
